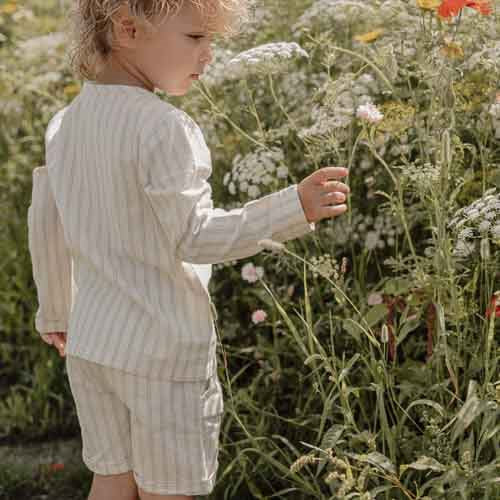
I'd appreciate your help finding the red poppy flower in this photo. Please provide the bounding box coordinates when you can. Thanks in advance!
[485,296,500,319]
[49,462,65,472]
[438,0,492,18]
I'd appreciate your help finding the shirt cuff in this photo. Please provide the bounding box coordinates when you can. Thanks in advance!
[271,184,316,243]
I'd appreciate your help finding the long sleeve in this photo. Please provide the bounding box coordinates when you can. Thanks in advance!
[140,115,316,265]
[27,166,72,335]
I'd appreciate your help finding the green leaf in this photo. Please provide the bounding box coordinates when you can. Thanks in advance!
[383,278,412,295]
[347,451,396,475]
[452,380,489,442]
[364,304,388,327]
[401,456,447,474]
[343,318,361,343]
[397,318,420,345]
[338,353,361,384]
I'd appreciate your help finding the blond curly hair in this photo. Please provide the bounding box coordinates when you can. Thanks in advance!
[66,0,249,81]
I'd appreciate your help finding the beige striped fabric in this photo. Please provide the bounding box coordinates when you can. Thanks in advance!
[65,353,224,496]
[27,81,316,382]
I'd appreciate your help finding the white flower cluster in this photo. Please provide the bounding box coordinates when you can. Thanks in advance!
[298,103,352,139]
[11,6,35,23]
[239,0,273,40]
[298,73,378,139]
[400,162,441,193]
[224,42,309,80]
[325,208,404,250]
[292,0,376,35]
[462,40,500,73]
[310,254,340,280]
[16,32,66,61]
[279,70,329,112]
[358,213,404,250]
[199,46,237,87]
[223,147,288,199]
[356,102,384,124]
[448,188,500,257]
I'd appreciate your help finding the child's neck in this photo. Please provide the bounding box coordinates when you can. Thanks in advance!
[95,57,154,92]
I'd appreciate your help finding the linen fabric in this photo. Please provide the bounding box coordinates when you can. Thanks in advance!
[27,81,316,381]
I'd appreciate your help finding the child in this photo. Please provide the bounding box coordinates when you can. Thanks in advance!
[27,1,350,499]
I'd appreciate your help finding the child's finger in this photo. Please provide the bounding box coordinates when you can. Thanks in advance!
[42,334,55,345]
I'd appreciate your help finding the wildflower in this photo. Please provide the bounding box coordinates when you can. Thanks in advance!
[485,295,500,318]
[225,147,286,198]
[354,29,384,43]
[49,463,65,472]
[368,293,383,305]
[16,32,66,60]
[0,3,17,14]
[441,39,464,58]
[225,42,309,80]
[292,0,376,34]
[251,309,267,324]
[63,84,80,96]
[437,0,493,19]
[417,0,441,9]
[258,239,285,253]
[356,102,384,124]
[241,262,264,283]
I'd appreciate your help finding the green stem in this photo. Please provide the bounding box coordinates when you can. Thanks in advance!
[197,81,267,149]
[267,73,320,171]
[369,145,417,260]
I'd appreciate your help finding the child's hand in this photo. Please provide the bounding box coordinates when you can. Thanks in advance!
[297,167,350,223]
[41,332,67,357]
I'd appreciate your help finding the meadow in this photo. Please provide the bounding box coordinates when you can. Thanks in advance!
[0,0,499,498]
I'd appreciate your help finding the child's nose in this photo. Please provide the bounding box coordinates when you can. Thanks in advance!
[201,44,213,65]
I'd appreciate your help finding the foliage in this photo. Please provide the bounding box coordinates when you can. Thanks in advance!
[1,0,499,498]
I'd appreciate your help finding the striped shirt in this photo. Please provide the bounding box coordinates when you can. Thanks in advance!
[27,81,316,381]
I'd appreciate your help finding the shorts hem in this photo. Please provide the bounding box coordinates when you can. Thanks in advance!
[82,453,132,476]
[133,470,215,496]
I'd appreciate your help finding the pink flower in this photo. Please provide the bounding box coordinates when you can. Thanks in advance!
[252,309,267,324]
[367,292,383,305]
[356,102,384,124]
[241,262,264,283]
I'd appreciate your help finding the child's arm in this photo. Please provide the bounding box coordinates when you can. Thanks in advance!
[141,116,317,265]
[27,166,72,339]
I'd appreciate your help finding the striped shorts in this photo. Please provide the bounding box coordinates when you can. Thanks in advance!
[65,354,224,496]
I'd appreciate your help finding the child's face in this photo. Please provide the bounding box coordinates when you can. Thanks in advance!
[113,1,218,95]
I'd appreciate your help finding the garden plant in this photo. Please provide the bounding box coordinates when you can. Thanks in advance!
[0,0,499,498]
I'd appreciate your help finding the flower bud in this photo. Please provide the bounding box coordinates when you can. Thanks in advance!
[381,324,389,343]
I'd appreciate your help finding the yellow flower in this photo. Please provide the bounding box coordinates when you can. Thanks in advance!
[416,0,441,9]
[441,40,464,59]
[63,84,80,96]
[0,3,17,14]
[354,29,384,44]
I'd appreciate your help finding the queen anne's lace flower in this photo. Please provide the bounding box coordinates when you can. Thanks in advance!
[225,42,309,80]
[448,188,500,257]
[223,147,288,199]
[292,0,376,34]
[199,46,237,87]
[16,32,66,60]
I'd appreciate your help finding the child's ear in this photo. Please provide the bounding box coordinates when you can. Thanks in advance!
[111,4,139,48]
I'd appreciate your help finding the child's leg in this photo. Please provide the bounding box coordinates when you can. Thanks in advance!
[88,471,138,500]
[137,487,193,500]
